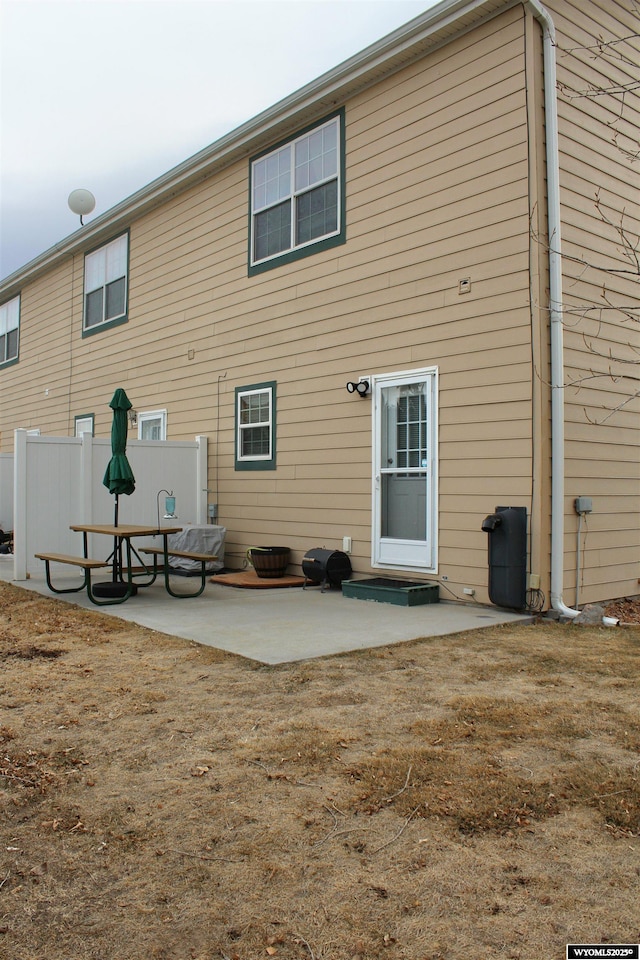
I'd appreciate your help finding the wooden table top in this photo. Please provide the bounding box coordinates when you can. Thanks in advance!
[70,523,183,538]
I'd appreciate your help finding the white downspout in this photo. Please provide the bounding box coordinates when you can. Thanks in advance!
[525,0,579,617]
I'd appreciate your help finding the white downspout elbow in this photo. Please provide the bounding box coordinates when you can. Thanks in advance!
[525,1,579,617]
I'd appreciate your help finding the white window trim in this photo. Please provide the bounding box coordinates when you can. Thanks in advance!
[75,415,94,437]
[236,385,274,465]
[83,233,128,331]
[250,115,341,268]
[137,409,167,441]
[0,294,20,365]
[371,367,439,573]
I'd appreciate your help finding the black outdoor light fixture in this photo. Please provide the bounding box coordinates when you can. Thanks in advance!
[346,379,370,397]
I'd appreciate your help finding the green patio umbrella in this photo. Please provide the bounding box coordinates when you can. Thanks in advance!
[98,388,136,597]
[103,387,135,525]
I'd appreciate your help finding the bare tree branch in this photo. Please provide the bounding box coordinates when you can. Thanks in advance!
[531,10,640,424]
[584,390,640,425]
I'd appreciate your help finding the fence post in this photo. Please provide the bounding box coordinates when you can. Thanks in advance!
[80,432,94,523]
[13,429,27,581]
[195,436,208,525]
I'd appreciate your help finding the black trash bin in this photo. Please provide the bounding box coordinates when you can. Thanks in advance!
[481,506,527,610]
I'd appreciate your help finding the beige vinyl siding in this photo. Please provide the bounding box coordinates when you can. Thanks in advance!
[0,6,535,600]
[0,261,77,435]
[2,1,635,607]
[212,7,534,587]
[548,0,640,603]
[122,165,248,441]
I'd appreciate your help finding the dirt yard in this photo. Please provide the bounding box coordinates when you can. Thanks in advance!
[1,582,638,960]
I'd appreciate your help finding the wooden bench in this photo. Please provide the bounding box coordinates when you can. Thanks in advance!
[34,552,130,606]
[140,547,217,598]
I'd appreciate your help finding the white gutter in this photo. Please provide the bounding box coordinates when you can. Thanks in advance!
[524,1,579,617]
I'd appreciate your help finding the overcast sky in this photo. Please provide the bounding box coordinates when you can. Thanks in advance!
[0,0,437,282]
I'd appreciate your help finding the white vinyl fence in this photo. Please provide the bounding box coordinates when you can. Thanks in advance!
[0,453,13,533]
[11,430,208,580]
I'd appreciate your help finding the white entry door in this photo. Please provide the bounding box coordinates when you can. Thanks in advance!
[372,368,438,571]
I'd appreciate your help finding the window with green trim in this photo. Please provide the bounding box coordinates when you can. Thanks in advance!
[0,295,20,366]
[235,382,276,471]
[249,112,344,272]
[83,233,128,332]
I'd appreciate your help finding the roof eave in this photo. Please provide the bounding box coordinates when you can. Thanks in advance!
[0,0,511,297]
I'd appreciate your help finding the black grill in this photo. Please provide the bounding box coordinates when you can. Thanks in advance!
[302,548,352,592]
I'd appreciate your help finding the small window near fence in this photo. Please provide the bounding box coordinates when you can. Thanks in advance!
[138,410,167,441]
[74,414,94,437]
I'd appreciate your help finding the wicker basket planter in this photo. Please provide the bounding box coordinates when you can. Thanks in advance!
[247,546,290,579]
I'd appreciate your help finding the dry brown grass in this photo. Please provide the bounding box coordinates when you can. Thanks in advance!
[0,581,639,960]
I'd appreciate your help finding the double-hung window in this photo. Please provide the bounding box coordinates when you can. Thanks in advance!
[235,382,276,470]
[83,233,128,333]
[249,111,345,272]
[0,295,20,366]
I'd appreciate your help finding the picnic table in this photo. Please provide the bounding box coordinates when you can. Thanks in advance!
[35,523,216,605]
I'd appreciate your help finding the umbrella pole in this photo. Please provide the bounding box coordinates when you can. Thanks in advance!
[113,493,120,582]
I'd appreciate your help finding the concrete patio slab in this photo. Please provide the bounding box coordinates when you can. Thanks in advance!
[0,560,533,664]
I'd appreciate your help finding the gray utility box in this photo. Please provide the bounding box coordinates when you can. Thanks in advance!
[481,506,527,610]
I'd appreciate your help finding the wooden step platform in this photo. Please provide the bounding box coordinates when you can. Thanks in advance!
[210,570,305,589]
